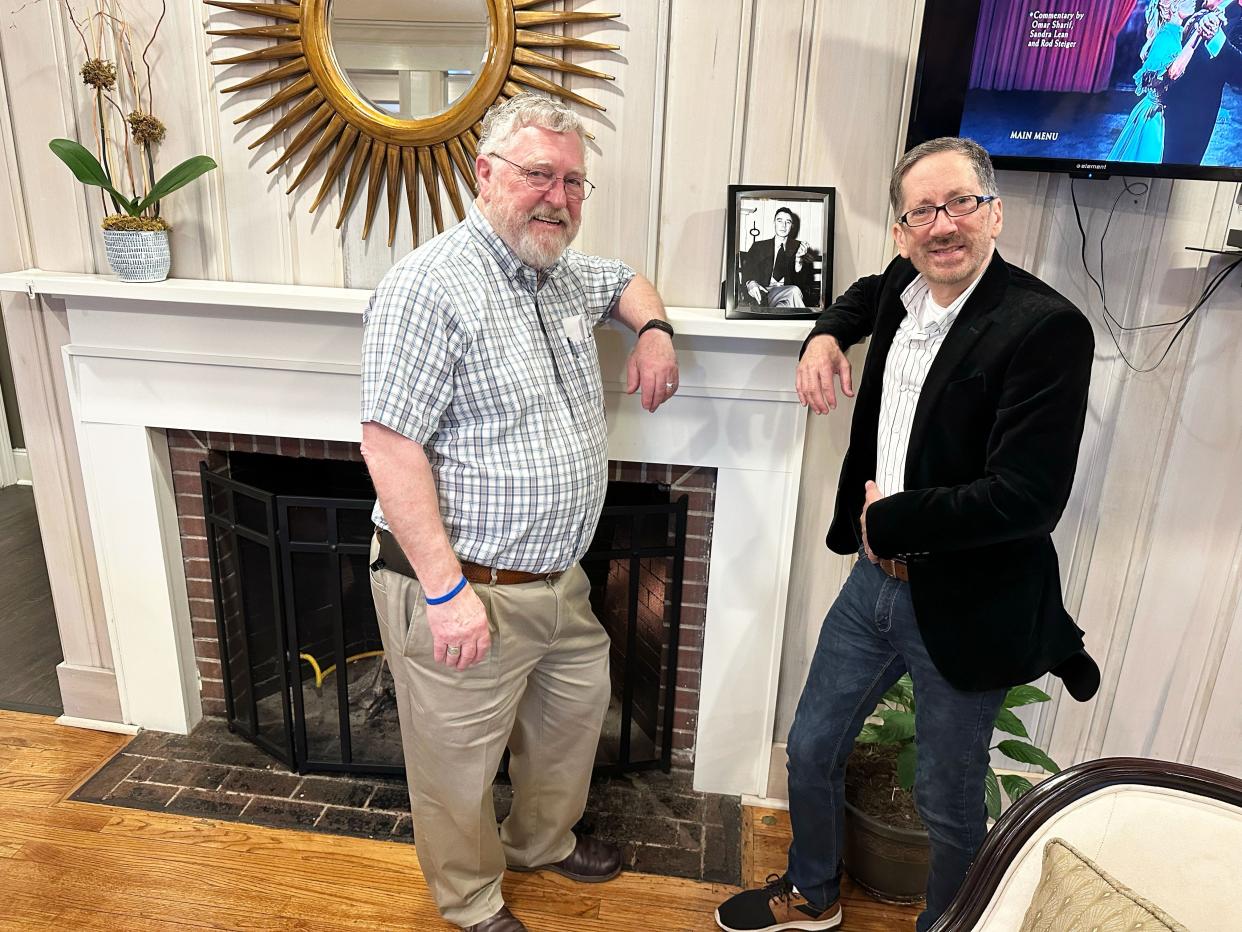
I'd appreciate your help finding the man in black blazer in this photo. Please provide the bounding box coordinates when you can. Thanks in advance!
[715,139,1096,932]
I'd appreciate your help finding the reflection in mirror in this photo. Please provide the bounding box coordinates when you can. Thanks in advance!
[328,0,489,121]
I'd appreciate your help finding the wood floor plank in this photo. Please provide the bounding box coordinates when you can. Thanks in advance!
[0,713,919,931]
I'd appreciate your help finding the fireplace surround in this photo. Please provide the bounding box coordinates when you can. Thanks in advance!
[0,270,812,797]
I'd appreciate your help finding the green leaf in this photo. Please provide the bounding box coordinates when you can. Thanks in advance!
[996,740,1061,774]
[881,674,915,711]
[48,138,135,215]
[1000,774,1035,805]
[984,768,1001,820]
[855,722,881,744]
[1004,685,1051,709]
[134,155,217,214]
[896,742,917,792]
[993,707,1030,739]
[875,709,916,744]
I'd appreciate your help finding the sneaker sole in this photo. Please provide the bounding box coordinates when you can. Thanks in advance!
[508,863,622,884]
[713,905,843,932]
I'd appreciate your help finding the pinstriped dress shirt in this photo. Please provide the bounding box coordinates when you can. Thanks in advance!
[360,203,634,573]
[874,264,987,496]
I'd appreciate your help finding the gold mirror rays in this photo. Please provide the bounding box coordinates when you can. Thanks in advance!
[205,0,619,246]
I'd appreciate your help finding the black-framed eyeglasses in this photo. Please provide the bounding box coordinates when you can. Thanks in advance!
[898,194,998,228]
[489,154,595,201]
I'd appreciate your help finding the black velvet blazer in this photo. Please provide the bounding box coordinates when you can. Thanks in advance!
[806,250,1094,691]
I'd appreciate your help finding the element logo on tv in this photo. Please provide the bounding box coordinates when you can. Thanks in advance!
[1074,163,1107,171]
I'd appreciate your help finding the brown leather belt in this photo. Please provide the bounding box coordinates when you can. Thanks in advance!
[374,529,561,586]
[877,556,910,582]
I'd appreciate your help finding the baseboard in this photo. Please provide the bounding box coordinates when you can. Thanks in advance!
[14,448,31,485]
[56,662,123,724]
[55,715,139,734]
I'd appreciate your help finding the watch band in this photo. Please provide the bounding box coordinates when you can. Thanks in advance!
[637,318,674,339]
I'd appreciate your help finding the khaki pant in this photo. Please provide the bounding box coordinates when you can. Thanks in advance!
[368,537,611,928]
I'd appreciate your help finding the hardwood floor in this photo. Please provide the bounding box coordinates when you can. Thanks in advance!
[0,711,918,930]
[744,806,919,930]
[0,485,62,714]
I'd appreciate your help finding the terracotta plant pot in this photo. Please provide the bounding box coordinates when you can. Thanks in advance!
[102,229,170,282]
[843,797,929,904]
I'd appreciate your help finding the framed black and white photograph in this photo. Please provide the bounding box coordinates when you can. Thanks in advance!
[724,185,835,320]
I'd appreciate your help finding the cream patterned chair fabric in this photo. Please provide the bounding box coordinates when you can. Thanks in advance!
[930,758,1242,932]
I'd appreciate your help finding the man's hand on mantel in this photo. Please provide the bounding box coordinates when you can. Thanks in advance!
[797,334,854,414]
[626,329,678,413]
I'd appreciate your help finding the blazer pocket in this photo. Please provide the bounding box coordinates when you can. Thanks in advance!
[944,371,987,394]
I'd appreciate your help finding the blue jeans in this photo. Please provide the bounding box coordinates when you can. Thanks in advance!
[785,556,1005,932]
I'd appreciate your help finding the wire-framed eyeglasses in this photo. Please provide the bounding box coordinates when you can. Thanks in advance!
[898,194,998,228]
[490,154,595,202]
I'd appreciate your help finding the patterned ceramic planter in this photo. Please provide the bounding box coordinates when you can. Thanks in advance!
[102,229,171,282]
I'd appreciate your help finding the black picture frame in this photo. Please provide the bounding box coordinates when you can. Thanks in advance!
[724,185,835,320]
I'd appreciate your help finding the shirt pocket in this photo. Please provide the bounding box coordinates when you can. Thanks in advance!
[555,328,604,413]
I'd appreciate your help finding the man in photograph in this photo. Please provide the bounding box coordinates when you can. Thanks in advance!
[739,205,815,308]
[360,92,678,932]
[714,137,1097,932]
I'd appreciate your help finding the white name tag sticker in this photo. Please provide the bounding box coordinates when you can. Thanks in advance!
[561,313,591,342]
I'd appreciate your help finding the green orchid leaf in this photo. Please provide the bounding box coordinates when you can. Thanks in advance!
[993,707,1030,739]
[134,155,218,214]
[984,768,1001,820]
[996,740,1061,774]
[48,138,136,215]
[1000,774,1035,804]
[896,742,917,792]
[1003,684,1051,709]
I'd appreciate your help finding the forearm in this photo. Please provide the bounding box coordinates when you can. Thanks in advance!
[613,274,668,332]
[803,270,886,355]
[360,421,461,594]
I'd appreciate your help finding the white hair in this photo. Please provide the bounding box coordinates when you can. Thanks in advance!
[476,93,587,157]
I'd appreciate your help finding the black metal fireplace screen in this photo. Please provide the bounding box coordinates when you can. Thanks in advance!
[201,454,688,778]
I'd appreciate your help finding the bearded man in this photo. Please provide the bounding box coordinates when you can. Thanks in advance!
[360,93,678,932]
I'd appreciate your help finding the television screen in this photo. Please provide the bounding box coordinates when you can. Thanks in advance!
[907,0,1242,181]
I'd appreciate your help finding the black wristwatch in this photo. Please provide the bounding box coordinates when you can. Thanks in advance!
[637,318,674,340]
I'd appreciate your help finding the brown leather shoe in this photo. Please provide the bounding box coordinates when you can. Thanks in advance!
[463,905,527,932]
[510,833,622,883]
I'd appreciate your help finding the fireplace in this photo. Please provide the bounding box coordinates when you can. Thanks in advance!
[172,431,716,773]
[8,270,812,796]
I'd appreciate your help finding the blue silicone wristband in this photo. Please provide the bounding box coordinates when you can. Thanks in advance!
[425,574,468,605]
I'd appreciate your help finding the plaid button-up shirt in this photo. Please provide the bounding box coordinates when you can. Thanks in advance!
[361,203,635,573]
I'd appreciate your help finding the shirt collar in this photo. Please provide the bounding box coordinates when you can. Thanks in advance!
[465,202,565,291]
[898,252,991,334]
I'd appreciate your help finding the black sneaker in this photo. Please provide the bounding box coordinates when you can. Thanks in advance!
[715,873,843,931]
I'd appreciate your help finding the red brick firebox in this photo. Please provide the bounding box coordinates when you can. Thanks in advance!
[165,429,716,765]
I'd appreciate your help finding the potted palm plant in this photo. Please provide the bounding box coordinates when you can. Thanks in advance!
[49,2,216,282]
[843,674,1061,903]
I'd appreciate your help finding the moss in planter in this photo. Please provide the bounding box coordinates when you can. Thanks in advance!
[845,744,926,831]
[102,214,171,232]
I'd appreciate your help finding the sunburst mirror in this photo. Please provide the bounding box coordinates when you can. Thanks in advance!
[205,0,619,245]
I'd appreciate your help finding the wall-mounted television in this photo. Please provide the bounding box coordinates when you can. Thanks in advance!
[906,0,1242,181]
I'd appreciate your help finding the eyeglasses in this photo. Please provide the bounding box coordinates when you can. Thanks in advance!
[489,154,595,201]
[898,194,997,228]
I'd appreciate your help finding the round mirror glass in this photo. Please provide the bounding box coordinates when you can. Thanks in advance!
[328,0,489,121]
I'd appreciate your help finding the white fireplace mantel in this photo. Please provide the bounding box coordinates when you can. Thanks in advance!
[0,268,813,797]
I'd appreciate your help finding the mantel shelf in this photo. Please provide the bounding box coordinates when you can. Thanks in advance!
[0,269,816,343]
